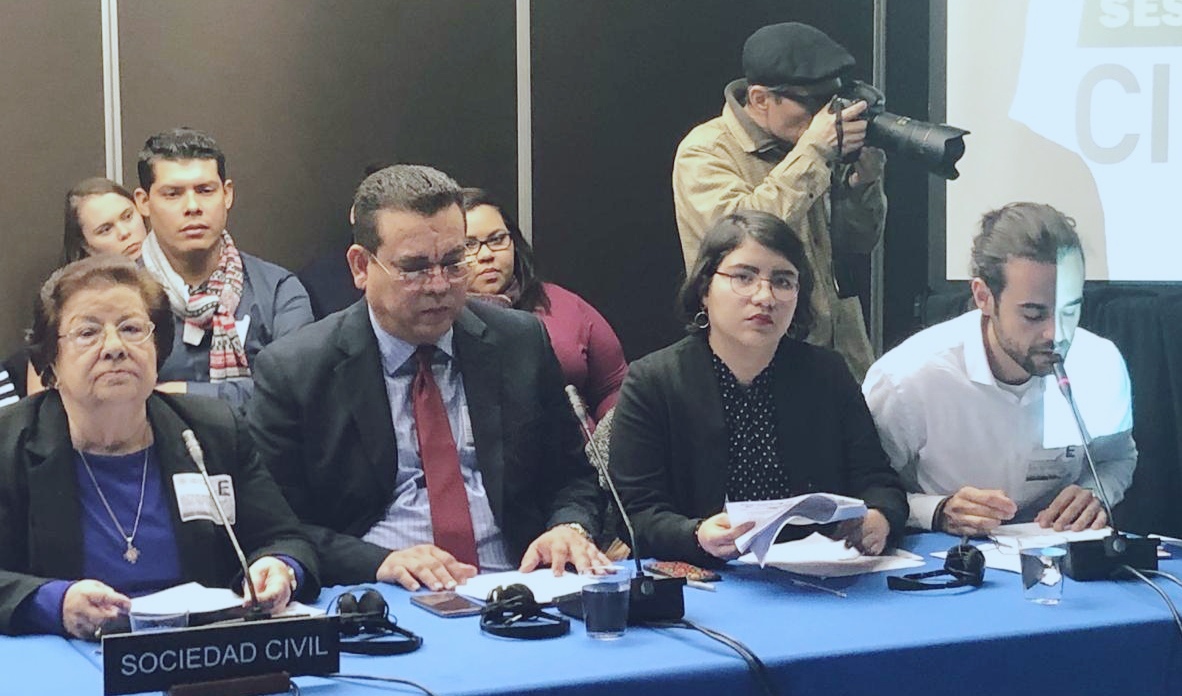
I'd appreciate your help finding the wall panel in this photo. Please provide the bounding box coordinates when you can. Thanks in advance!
[117,0,517,275]
[0,1,105,352]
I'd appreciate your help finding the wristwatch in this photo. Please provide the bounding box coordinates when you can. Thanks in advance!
[932,496,952,533]
[556,522,593,541]
[282,562,298,597]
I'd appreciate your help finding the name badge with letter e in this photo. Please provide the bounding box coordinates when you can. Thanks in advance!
[173,473,236,525]
[1025,448,1073,484]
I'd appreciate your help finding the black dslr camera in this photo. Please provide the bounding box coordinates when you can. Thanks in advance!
[832,80,969,180]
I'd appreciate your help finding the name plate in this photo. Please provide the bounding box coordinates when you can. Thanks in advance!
[101,615,340,696]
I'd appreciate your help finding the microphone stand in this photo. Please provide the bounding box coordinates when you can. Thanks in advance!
[182,430,269,620]
[118,432,337,696]
[560,387,685,623]
[1050,356,1158,580]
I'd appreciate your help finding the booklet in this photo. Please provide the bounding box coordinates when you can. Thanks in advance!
[727,493,867,566]
[738,532,925,577]
[101,582,322,634]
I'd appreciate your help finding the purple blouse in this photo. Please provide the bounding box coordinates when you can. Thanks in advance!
[536,283,627,423]
[12,447,304,636]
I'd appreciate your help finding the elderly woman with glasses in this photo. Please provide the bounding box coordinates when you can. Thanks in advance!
[0,256,319,639]
[610,211,907,566]
[461,188,627,425]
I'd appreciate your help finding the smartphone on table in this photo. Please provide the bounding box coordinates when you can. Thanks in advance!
[644,560,722,583]
[410,591,484,618]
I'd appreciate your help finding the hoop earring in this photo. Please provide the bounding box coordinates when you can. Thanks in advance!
[692,310,710,330]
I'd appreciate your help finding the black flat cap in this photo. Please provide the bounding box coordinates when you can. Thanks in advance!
[742,22,855,95]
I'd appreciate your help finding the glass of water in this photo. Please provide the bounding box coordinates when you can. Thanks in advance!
[129,610,189,633]
[580,565,633,640]
[1020,545,1067,605]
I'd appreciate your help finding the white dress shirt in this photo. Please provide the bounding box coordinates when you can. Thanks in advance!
[863,310,1136,530]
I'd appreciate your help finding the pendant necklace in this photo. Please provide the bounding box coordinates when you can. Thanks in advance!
[78,449,149,564]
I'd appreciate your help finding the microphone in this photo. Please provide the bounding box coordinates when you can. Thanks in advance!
[181,429,267,619]
[1050,355,1117,531]
[560,386,685,622]
[1049,354,1157,580]
[565,387,644,582]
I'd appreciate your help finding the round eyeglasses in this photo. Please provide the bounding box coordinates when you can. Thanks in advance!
[715,270,800,301]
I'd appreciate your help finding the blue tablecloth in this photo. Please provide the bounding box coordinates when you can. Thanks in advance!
[0,634,105,695]
[6,533,1182,695]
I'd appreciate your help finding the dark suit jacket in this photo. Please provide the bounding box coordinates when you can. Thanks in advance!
[610,333,908,568]
[0,391,320,634]
[247,300,602,586]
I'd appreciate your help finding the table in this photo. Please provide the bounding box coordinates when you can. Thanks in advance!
[5,533,1181,695]
[0,634,107,695]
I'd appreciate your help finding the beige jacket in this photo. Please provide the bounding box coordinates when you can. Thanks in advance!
[673,80,885,380]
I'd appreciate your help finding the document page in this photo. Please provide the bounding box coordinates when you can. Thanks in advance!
[457,569,598,604]
[938,523,1121,579]
[727,493,867,564]
[131,582,321,619]
[988,522,1113,550]
[738,533,925,576]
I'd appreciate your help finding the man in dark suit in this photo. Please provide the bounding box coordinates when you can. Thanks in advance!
[248,165,606,591]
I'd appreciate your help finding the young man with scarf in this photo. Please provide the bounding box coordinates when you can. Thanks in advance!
[135,128,313,407]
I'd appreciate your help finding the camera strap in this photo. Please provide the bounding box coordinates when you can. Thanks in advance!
[830,96,846,158]
[826,96,850,298]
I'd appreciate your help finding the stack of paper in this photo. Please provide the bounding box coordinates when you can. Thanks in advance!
[933,523,1115,576]
[988,522,1113,550]
[738,533,925,577]
[456,570,599,604]
[130,582,321,623]
[727,493,867,565]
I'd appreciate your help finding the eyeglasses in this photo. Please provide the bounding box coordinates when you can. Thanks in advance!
[464,231,513,256]
[772,90,834,115]
[368,252,473,286]
[715,270,800,301]
[59,319,155,350]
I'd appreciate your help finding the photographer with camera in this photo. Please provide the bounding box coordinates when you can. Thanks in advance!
[673,22,885,380]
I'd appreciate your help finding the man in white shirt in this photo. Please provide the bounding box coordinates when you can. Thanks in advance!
[863,202,1136,536]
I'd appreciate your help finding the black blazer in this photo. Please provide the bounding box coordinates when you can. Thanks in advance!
[247,300,602,585]
[610,334,908,568]
[0,391,321,634]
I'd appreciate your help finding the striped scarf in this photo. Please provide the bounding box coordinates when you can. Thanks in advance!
[142,230,250,381]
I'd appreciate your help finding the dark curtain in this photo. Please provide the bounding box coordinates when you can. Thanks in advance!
[1082,287,1182,538]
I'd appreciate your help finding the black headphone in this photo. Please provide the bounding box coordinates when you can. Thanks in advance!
[479,584,570,640]
[887,544,987,591]
[331,588,424,655]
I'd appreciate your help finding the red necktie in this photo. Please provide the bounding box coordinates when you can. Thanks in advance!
[412,346,479,568]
